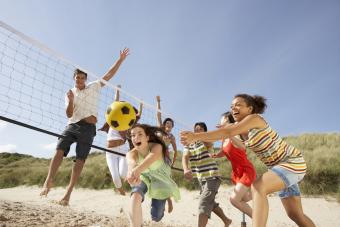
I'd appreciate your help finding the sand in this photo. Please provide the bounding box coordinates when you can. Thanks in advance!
[0,185,339,226]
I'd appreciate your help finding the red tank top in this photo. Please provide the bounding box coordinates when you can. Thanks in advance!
[223,140,256,186]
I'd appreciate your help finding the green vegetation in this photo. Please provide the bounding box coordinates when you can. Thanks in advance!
[1,133,339,201]
[284,133,340,201]
[0,152,131,192]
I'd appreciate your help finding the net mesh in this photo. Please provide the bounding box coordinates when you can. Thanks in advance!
[0,21,189,156]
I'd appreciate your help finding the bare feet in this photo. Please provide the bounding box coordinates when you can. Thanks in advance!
[167,198,173,213]
[40,181,53,197]
[52,199,69,206]
[116,187,126,196]
[58,199,69,206]
[224,218,232,227]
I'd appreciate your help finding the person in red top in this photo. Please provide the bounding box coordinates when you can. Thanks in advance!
[211,111,256,218]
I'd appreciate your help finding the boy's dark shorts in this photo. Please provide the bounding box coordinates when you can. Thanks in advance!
[56,120,96,160]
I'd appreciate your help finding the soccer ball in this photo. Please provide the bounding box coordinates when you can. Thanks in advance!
[105,101,137,131]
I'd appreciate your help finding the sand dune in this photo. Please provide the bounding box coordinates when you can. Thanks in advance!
[0,186,339,226]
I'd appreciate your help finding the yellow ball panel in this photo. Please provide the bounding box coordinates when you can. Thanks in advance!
[105,101,136,131]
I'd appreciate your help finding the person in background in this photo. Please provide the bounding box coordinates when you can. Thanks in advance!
[99,85,143,195]
[211,111,256,217]
[182,122,232,227]
[156,95,178,167]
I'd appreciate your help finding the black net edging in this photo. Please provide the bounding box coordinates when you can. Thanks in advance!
[0,115,184,172]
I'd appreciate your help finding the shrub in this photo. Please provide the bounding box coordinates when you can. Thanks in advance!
[0,133,339,200]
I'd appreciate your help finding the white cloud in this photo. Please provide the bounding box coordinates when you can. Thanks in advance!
[0,121,8,131]
[41,142,57,151]
[0,144,17,153]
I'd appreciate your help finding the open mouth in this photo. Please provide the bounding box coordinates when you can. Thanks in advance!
[232,112,240,119]
[135,142,142,146]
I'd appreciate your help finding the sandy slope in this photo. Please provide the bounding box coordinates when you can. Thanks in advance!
[0,185,339,226]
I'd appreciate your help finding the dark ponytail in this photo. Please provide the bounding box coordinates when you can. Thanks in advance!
[234,94,267,114]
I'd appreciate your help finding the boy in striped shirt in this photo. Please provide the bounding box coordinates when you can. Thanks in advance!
[182,122,232,227]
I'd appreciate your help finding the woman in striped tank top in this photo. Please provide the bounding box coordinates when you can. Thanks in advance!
[180,94,315,227]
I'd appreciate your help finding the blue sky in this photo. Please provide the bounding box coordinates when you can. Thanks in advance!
[0,0,339,158]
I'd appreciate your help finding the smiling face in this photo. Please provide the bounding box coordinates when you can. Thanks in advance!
[194,124,205,133]
[74,73,87,90]
[230,97,253,122]
[130,126,149,150]
[164,120,173,133]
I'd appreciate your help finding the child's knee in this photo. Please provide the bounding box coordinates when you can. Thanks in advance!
[229,195,238,206]
[131,192,143,203]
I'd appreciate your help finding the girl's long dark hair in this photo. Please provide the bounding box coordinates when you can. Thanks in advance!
[221,111,235,123]
[130,123,170,165]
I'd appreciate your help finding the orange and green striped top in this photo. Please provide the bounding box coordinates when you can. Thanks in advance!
[245,125,307,174]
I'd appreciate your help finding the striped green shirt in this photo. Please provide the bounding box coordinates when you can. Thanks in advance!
[184,141,220,180]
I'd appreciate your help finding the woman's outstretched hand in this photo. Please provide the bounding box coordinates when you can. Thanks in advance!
[180,131,196,145]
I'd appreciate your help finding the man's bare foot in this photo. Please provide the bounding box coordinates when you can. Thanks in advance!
[40,181,53,197]
[167,198,173,213]
[52,199,69,206]
[58,199,69,206]
[224,218,232,227]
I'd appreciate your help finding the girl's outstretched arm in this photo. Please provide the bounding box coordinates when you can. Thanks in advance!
[126,150,140,185]
[132,144,163,176]
[181,114,265,145]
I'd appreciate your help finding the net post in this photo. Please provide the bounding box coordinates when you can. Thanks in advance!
[241,212,246,227]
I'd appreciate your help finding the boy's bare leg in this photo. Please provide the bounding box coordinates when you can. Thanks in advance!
[58,159,85,206]
[40,149,64,196]
[213,206,232,227]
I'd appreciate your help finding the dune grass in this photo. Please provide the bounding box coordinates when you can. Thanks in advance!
[0,133,339,201]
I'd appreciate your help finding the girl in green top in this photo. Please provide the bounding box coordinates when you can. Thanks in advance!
[126,124,180,227]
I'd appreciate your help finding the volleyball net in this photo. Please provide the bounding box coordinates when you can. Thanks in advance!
[0,21,189,158]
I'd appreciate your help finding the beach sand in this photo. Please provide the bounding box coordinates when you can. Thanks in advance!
[0,185,339,226]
